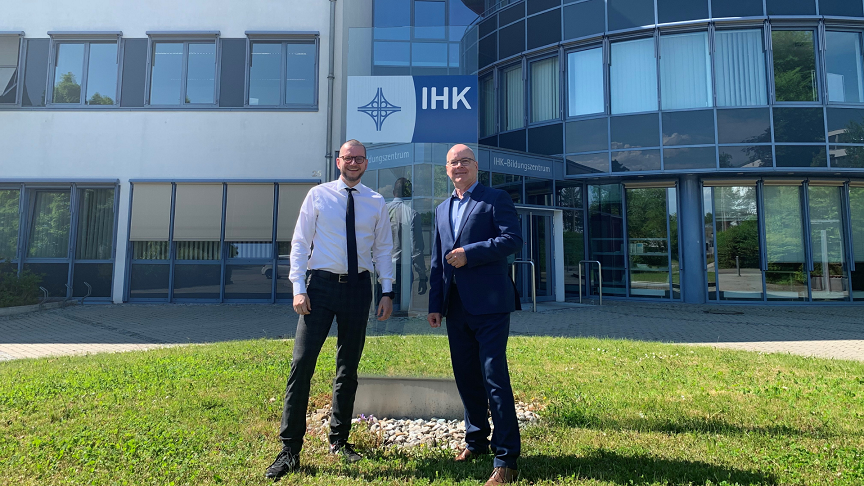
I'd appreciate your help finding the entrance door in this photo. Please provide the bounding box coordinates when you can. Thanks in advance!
[514,208,555,303]
[623,184,680,299]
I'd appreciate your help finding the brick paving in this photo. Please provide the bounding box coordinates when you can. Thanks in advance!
[0,300,862,362]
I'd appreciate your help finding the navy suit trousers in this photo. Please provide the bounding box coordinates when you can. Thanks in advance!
[446,285,520,469]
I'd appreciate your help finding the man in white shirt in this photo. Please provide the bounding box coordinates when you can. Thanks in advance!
[266,139,394,479]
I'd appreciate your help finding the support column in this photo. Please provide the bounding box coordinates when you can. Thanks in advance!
[679,175,706,304]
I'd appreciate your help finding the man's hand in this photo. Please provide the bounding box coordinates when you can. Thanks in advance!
[377,296,393,321]
[417,278,428,295]
[445,248,467,268]
[427,312,442,328]
[293,293,311,315]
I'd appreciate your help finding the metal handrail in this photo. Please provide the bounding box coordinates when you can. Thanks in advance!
[511,260,536,312]
[578,260,603,306]
[38,286,49,309]
[80,282,92,305]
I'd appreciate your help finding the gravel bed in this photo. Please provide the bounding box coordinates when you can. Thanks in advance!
[305,402,542,450]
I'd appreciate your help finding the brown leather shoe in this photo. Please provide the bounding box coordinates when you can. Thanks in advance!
[484,466,518,485]
[454,448,480,462]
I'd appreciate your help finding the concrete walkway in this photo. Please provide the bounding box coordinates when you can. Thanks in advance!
[0,300,863,362]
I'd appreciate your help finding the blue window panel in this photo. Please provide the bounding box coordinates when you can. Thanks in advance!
[564,0,605,40]
[825,31,864,103]
[412,43,448,67]
[766,0,816,15]
[774,145,827,167]
[717,108,771,144]
[608,0,654,32]
[129,264,169,299]
[719,145,773,168]
[374,42,410,66]
[712,0,763,18]
[820,0,864,17]
[663,146,716,170]
[415,1,446,39]
[612,149,661,171]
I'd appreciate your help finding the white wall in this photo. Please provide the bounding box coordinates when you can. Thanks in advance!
[0,0,337,303]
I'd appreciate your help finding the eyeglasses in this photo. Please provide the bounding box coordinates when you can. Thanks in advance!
[447,158,475,167]
[340,155,367,164]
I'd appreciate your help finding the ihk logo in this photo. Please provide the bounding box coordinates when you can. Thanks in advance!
[357,88,401,131]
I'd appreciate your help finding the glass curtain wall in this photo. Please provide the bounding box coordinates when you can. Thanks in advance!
[763,184,807,301]
[530,57,559,123]
[715,29,768,107]
[24,190,72,297]
[772,30,818,102]
[708,185,763,300]
[851,185,864,300]
[0,189,19,262]
[625,186,679,299]
[502,64,524,131]
[567,47,604,117]
[611,37,657,114]
[807,184,848,301]
[224,184,275,301]
[172,184,223,300]
[825,31,864,104]
[660,32,711,110]
[588,184,625,295]
[73,188,115,298]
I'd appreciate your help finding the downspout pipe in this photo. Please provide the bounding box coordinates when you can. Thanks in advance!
[325,0,337,182]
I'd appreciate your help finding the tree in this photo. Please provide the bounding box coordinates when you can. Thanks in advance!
[52,72,81,103]
[87,92,114,105]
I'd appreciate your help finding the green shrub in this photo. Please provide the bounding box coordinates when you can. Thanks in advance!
[0,262,41,308]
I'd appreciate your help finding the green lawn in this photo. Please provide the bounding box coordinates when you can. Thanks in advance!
[1,336,863,485]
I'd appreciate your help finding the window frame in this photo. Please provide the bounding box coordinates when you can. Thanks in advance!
[479,70,497,137]
[527,51,562,125]
[823,25,864,106]
[712,24,770,109]
[244,32,320,110]
[0,32,24,106]
[768,23,823,105]
[608,33,660,115]
[45,33,122,108]
[499,60,526,133]
[564,42,607,120]
[145,32,221,107]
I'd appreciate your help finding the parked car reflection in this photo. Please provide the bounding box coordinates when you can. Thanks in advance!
[262,255,291,279]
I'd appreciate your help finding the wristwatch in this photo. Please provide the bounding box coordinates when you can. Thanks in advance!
[381,291,396,300]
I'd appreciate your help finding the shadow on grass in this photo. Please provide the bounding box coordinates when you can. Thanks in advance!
[327,448,774,485]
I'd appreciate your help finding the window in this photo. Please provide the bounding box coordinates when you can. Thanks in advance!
[149,38,217,105]
[374,0,411,40]
[607,0,655,32]
[502,64,524,131]
[825,31,864,104]
[611,38,657,114]
[658,0,709,24]
[415,1,446,40]
[0,189,19,261]
[714,30,767,107]
[660,32,711,110]
[772,30,818,102]
[480,74,495,137]
[530,57,559,123]
[568,47,604,117]
[0,35,20,104]
[50,41,119,105]
[248,40,317,107]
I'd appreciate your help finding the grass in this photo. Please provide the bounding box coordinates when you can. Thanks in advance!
[1,335,863,485]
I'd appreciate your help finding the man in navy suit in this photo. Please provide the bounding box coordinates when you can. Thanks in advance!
[428,144,523,486]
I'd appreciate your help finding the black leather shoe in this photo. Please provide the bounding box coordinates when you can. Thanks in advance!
[265,447,300,479]
[330,441,363,463]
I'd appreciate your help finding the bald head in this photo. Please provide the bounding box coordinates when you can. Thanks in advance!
[447,144,475,162]
[446,144,478,194]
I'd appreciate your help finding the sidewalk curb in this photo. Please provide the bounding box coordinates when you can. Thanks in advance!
[0,301,75,317]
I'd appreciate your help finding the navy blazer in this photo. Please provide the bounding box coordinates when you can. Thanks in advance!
[428,182,523,316]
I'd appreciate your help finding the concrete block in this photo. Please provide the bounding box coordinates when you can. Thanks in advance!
[354,376,463,420]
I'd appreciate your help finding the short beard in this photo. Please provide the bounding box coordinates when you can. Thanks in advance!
[341,170,362,183]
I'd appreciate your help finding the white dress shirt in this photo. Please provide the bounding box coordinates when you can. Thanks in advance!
[289,179,394,295]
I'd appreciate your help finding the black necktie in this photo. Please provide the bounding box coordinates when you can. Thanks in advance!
[346,187,358,284]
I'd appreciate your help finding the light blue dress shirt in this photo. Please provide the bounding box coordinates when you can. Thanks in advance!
[450,180,479,237]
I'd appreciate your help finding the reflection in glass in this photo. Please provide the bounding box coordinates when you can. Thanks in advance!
[607,0,655,32]
[567,153,609,174]
[0,190,19,261]
[374,42,410,66]
[249,43,281,106]
[564,0,605,41]
[626,187,677,298]
[827,108,864,143]
[412,43,448,67]
[491,173,522,203]
[480,75,495,137]
[588,184,625,295]
[129,264,169,299]
[711,0,763,18]
[611,38,657,114]
[611,113,659,149]
[826,31,864,103]
[85,43,118,105]
[0,36,19,104]
[175,241,221,260]
[660,32,711,110]
[850,187,864,300]
[173,264,221,300]
[766,0,816,15]
[531,57,559,122]
[186,43,216,104]
[663,147,716,170]
[72,263,112,298]
[23,263,69,298]
[611,149,661,172]
[227,242,273,259]
[763,185,806,301]
[820,0,864,17]
[76,188,115,260]
[566,117,608,153]
[502,65,524,131]
[775,145,827,167]
[773,107,825,142]
[27,191,70,258]
[567,48,603,117]
[562,209,585,297]
[131,241,170,260]
[378,166,411,199]
[374,0,410,38]
[662,110,715,146]
[715,30,767,106]
[714,186,762,300]
[225,265,274,300]
[772,30,818,102]
[414,164,433,197]
[717,108,771,144]
[556,180,583,208]
[525,178,553,206]
[703,187,716,299]
[433,165,452,198]
[415,1,445,39]
[719,146,773,168]
[829,145,864,168]
[53,43,84,103]
[808,186,848,301]
[150,43,183,104]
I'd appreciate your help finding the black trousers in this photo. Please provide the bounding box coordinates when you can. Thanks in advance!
[279,271,372,452]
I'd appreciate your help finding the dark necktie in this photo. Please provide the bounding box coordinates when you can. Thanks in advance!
[345,187,358,284]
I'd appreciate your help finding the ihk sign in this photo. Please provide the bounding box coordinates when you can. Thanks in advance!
[346,75,478,143]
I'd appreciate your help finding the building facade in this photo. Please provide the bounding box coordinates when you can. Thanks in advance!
[2,0,863,308]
